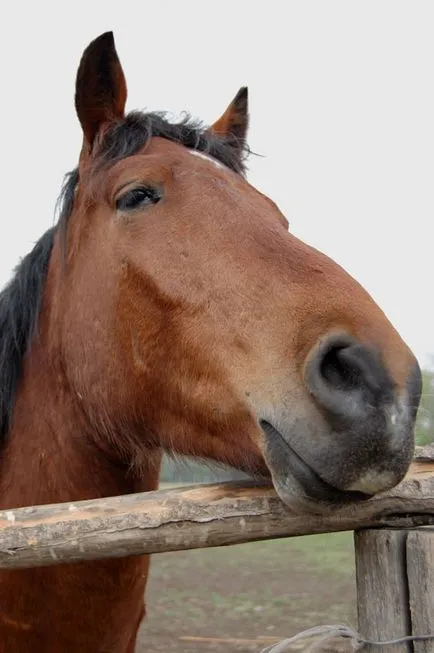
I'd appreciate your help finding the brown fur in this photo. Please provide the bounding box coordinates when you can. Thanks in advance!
[0,32,420,652]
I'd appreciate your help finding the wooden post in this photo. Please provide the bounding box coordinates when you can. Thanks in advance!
[355,527,434,653]
[355,530,412,653]
[407,527,434,653]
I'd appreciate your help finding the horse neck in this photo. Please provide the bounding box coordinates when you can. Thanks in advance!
[0,274,161,511]
[0,347,156,652]
[0,245,162,653]
[0,332,162,653]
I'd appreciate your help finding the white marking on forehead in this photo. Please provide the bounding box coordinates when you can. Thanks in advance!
[189,149,226,170]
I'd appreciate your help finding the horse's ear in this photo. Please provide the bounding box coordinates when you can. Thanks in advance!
[75,31,127,151]
[208,87,249,148]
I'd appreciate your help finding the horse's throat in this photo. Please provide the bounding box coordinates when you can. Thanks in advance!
[0,341,160,509]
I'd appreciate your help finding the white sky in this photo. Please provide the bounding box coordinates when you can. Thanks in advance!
[1,1,433,365]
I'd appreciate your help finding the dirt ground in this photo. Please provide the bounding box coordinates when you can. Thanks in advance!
[136,532,357,652]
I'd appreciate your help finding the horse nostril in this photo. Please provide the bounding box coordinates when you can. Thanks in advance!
[320,346,361,391]
[320,344,382,395]
[306,336,394,420]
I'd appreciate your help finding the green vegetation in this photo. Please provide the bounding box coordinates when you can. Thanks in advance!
[415,368,434,445]
[159,456,249,484]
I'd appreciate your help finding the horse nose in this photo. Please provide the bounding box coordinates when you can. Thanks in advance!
[305,336,395,421]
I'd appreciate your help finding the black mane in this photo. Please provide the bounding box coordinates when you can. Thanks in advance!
[0,111,250,439]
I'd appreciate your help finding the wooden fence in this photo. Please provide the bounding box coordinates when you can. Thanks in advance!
[0,444,433,651]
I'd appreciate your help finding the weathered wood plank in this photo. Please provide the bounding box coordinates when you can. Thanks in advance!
[355,530,412,653]
[414,444,434,462]
[0,448,431,570]
[407,528,434,653]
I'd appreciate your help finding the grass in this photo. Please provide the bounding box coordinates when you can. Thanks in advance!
[284,532,355,574]
[142,531,357,651]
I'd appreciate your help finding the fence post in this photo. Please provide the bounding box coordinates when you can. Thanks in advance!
[354,530,412,653]
[355,528,434,653]
[406,527,434,653]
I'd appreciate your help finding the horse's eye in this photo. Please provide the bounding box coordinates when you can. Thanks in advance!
[116,187,162,211]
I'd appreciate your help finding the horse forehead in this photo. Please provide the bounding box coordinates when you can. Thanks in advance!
[97,140,229,185]
[188,149,226,171]
[139,139,281,215]
[140,136,232,173]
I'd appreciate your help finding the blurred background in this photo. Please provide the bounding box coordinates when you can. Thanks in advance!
[1,2,433,650]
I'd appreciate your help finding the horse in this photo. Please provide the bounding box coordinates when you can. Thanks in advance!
[0,31,421,652]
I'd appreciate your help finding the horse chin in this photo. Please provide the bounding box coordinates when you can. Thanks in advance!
[260,421,371,515]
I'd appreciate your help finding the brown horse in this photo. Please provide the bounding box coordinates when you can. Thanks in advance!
[0,31,421,652]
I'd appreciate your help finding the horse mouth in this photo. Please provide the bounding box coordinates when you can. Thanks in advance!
[260,421,371,508]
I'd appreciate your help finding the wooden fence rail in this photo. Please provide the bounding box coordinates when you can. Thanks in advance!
[0,445,432,571]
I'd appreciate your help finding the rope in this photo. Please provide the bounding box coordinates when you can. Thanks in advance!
[259,624,434,652]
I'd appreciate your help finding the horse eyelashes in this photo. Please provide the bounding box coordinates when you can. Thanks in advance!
[116,187,162,212]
